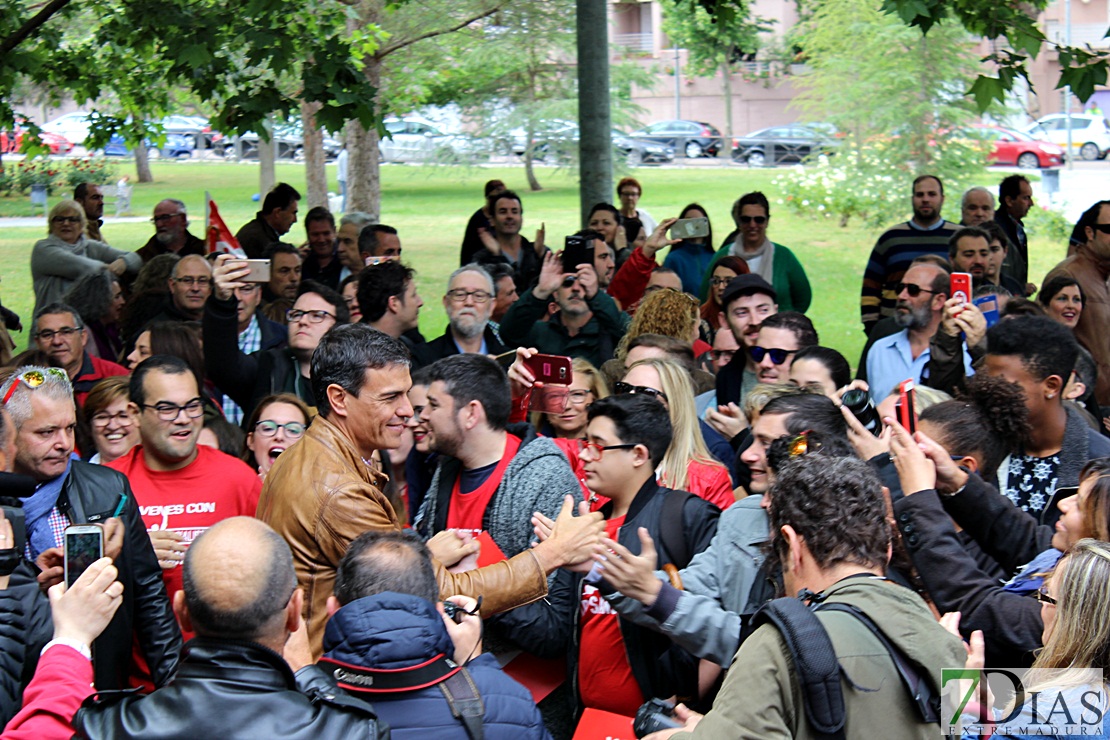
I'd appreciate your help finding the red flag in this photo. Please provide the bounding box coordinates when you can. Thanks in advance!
[205,192,245,257]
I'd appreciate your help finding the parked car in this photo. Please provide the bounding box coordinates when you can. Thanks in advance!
[213,122,340,161]
[102,133,195,159]
[627,120,724,158]
[510,121,674,165]
[1024,113,1110,161]
[379,118,479,162]
[961,124,1064,169]
[614,131,674,165]
[160,115,220,149]
[41,111,93,145]
[731,124,838,166]
[1,117,74,154]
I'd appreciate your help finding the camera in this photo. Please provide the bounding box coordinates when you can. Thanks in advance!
[442,596,482,623]
[841,388,881,437]
[633,698,683,738]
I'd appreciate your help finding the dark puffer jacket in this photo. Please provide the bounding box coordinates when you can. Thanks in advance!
[320,591,550,740]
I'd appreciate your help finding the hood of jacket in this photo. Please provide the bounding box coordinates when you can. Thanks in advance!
[322,591,453,670]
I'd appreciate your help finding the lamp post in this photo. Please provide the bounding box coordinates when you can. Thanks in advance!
[663,48,683,119]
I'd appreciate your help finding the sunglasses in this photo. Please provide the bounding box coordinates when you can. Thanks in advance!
[613,381,668,403]
[750,347,794,365]
[2,368,68,404]
[1092,224,1110,234]
[738,215,767,225]
[1035,588,1057,607]
[894,282,940,298]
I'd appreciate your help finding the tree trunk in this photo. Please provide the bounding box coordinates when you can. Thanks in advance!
[347,53,382,219]
[576,0,613,225]
[134,142,153,183]
[259,116,276,196]
[523,118,542,191]
[301,100,328,209]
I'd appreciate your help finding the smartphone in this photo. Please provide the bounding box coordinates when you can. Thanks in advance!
[242,259,271,283]
[950,272,972,305]
[670,216,710,240]
[973,294,1001,328]
[562,235,595,274]
[524,353,572,385]
[529,385,570,414]
[64,524,103,588]
[895,379,916,435]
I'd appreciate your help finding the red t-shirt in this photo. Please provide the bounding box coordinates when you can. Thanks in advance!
[446,434,521,535]
[578,515,644,716]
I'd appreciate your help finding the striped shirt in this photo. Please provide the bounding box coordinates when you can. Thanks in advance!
[860,219,957,331]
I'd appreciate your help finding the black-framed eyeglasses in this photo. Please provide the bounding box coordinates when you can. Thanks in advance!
[711,349,737,362]
[1035,588,1057,607]
[51,215,81,224]
[33,326,82,342]
[151,213,182,223]
[750,347,794,365]
[2,367,69,404]
[614,381,668,403]
[174,276,212,287]
[141,397,205,422]
[445,289,492,304]
[287,308,336,324]
[91,411,134,428]
[894,282,939,298]
[254,420,306,438]
[579,440,637,458]
[738,215,767,225]
[709,277,733,287]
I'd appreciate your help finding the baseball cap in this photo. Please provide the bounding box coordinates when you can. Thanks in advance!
[721,274,777,308]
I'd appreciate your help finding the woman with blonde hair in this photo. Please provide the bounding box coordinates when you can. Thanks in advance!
[619,357,734,509]
[603,289,712,391]
[533,357,609,440]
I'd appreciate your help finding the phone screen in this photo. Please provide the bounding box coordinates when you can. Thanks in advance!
[65,530,103,587]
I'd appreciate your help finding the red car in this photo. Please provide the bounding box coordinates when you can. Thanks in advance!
[969,124,1064,169]
[0,119,74,155]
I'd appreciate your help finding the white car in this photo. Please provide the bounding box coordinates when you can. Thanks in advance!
[1025,113,1110,161]
[379,118,479,162]
[41,112,92,145]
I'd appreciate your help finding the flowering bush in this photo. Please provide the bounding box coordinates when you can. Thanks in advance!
[0,157,115,196]
[62,158,115,189]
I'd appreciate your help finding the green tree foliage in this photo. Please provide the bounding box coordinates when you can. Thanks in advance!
[780,0,994,227]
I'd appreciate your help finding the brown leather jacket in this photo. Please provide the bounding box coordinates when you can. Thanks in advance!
[1046,245,1110,405]
[257,414,549,656]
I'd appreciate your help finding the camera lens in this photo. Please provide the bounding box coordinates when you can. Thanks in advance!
[841,389,881,436]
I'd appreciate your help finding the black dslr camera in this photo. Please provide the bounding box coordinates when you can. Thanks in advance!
[633,698,683,738]
[0,477,35,576]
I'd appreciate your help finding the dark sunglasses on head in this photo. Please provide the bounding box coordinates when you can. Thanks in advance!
[613,381,668,403]
[750,347,794,365]
[894,282,940,298]
[739,215,767,225]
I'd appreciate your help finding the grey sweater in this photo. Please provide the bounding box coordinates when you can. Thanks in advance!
[31,234,141,315]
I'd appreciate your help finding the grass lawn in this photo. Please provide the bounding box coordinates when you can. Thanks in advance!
[0,159,1064,370]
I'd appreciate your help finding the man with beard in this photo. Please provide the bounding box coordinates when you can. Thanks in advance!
[135,199,206,263]
[864,260,970,403]
[472,190,546,294]
[74,183,107,243]
[500,251,629,368]
[412,266,507,367]
[714,275,779,409]
[860,175,958,336]
[948,225,1025,296]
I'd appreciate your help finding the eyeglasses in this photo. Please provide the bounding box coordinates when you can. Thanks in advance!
[613,381,668,403]
[140,397,205,422]
[2,368,68,404]
[151,213,182,223]
[33,326,82,342]
[1092,224,1110,234]
[254,420,306,438]
[750,347,794,365]
[567,390,593,406]
[711,349,737,362]
[51,216,81,224]
[1035,588,1057,607]
[91,411,134,428]
[738,215,767,225]
[174,276,212,287]
[618,190,641,198]
[446,289,492,304]
[709,277,733,287]
[287,308,336,324]
[894,282,939,298]
[579,440,637,458]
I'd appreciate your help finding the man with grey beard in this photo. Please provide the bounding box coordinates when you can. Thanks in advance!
[413,266,507,367]
[136,199,207,263]
[863,259,971,402]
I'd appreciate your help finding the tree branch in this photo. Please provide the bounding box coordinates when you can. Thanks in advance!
[0,0,74,58]
[378,0,508,58]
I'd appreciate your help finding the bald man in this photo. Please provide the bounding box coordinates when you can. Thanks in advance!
[74,517,387,739]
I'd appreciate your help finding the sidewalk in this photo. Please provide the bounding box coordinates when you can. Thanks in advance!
[0,215,150,229]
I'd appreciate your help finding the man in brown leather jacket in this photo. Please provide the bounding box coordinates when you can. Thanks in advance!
[258,323,605,656]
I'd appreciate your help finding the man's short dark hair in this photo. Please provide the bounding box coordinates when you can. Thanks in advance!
[573,229,605,243]
[310,324,411,419]
[759,311,818,349]
[769,455,889,571]
[947,226,991,258]
[262,182,300,214]
[986,315,1078,382]
[999,174,1030,203]
[263,242,300,262]
[980,219,1013,250]
[913,174,944,196]
[481,263,515,293]
[358,223,398,257]
[425,354,511,431]
[73,182,97,201]
[760,392,851,452]
[129,354,194,410]
[1074,200,1110,245]
[489,190,523,213]
[298,279,350,324]
[304,206,335,231]
[334,530,438,605]
[31,302,83,336]
[357,261,413,323]
[182,524,296,641]
[587,394,672,466]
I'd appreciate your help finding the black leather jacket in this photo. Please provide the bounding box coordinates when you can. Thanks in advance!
[74,638,389,739]
[55,461,181,690]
